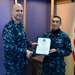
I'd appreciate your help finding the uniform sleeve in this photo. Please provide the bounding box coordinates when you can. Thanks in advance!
[43,32,72,57]
[2,27,27,58]
[26,40,32,48]
[56,35,72,57]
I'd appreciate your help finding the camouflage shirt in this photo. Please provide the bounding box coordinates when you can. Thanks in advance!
[2,19,31,75]
[42,29,72,75]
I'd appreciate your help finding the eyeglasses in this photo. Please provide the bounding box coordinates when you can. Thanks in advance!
[52,20,60,23]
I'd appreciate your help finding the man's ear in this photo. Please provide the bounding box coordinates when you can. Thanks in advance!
[11,12,13,15]
[60,22,62,25]
[59,22,62,26]
[11,10,13,15]
[11,13,13,15]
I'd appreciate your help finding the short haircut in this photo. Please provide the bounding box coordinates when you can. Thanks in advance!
[53,16,61,23]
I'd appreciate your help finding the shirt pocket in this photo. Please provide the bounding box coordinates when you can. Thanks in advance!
[55,39,64,48]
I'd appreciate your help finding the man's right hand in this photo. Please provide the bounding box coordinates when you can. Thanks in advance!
[26,50,33,58]
[49,48,57,53]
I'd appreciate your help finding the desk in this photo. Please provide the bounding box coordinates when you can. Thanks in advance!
[26,56,44,75]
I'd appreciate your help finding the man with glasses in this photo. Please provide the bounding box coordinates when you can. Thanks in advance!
[42,16,72,75]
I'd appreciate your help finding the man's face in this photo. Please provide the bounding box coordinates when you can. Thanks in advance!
[52,17,61,30]
[12,4,23,21]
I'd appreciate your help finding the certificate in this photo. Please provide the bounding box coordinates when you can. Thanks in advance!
[36,37,51,55]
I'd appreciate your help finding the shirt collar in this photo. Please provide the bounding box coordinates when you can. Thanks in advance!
[11,19,23,28]
[51,29,60,34]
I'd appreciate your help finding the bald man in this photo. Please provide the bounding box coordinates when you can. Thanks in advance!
[2,3,36,75]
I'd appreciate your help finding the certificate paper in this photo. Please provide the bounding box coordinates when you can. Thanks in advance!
[36,37,51,55]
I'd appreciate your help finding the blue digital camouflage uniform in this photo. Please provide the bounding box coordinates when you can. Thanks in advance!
[42,29,72,75]
[2,19,32,75]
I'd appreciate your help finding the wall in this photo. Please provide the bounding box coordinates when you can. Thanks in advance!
[56,2,75,75]
[0,0,14,75]
[26,0,50,42]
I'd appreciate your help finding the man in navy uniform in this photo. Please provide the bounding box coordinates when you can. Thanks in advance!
[2,3,36,75]
[42,16,72,75]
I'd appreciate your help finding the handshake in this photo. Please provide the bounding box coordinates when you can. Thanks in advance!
[26,50,33,58]
[26,42,37,58]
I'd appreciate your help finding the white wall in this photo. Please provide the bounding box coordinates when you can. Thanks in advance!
[56,2,75,75]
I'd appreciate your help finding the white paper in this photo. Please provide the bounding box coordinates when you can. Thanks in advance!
[36,37,51,55]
